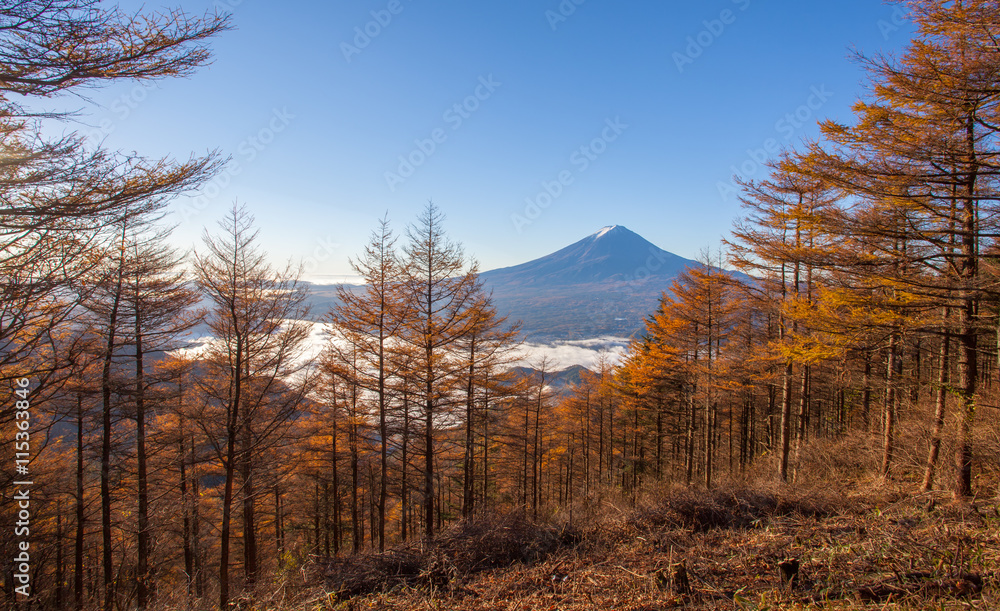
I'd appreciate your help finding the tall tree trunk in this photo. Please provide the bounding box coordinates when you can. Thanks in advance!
[351,411,360,553]
[463,333,477,519]
[135,311,150,610]
[56,513,64,610]
[522,397,530,510]
[179,417,193,605]
[861,355,872,431]
[242,421,257,589]
[955,114,979,499]
[377,328,387,552]
[218,332,243,610]
[75,394,85,611]
[219,431,237,608]
[778,360,793,482]
[882,334,899,477]
[192,432,203,600]
[482,382,491,510]
[400,389,408,542]
[923,309,951,491]
[274,485,283,567]
[955,301,977,497]
[424,343,435,539]
[685,386,696,486]
[331,403,341,554]
[100,251,124,611]
[532,374,544,520]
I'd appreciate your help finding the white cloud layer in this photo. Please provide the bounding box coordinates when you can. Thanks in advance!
[174,323,629,374]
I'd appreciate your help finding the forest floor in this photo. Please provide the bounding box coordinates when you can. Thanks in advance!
[286,480,1000,611]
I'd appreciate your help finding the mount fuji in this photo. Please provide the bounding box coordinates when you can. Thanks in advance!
[480,226,698,340]
[482,225,692,287]
[301,226,702,343]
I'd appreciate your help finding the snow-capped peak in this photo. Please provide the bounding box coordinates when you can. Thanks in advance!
[594,225,619,238]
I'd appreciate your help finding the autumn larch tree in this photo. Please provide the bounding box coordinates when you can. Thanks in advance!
[803,0,1000,496]
[193,204,310,608]
[0,1,226,384]
[727,160,837,483]
[121,225,202,610]
[329,215,407,551]
[400,202,481,538]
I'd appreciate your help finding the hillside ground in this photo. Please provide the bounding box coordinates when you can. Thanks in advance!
[262,478,999,610]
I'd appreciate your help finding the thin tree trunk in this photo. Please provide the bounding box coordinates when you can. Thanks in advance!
[685,386,696,486]
[778,360,793,482]
[331,402,341,555]
[377,330,387,552]
[180,417,193,605]
[424,348,435,539]
[882,334,899,477]
[351,409,360,553]
[218,332,242,610]
[192,434,203,599]
[75,394,85,611]
[274,484,283,566]
[923,309,951,491]
[400,388,408,542]
[100,250,124,611]
[463,333,477,518]
[242,421,257,588]
[135,307,150,610]
[532,374,544,520]
[56,513,64,610]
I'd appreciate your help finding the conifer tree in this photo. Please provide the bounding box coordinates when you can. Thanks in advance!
[400,203,481,537]
[329,215,406,551]
[193,204,310,608]
[803,0,1000,495]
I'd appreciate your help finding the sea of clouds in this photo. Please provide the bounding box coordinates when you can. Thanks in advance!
[176,322,629,373]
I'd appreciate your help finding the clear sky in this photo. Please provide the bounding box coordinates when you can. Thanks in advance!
[53,0,913,280]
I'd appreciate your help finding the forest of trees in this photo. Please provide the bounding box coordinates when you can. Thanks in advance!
[3,1,1000,610]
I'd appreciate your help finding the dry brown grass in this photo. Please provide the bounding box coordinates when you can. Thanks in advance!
[280,481,998,611]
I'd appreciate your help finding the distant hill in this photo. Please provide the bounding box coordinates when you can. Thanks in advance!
[480,226,699,341]
[510,364,590,392]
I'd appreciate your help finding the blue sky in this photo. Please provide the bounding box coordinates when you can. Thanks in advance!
[54,0,913,279]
